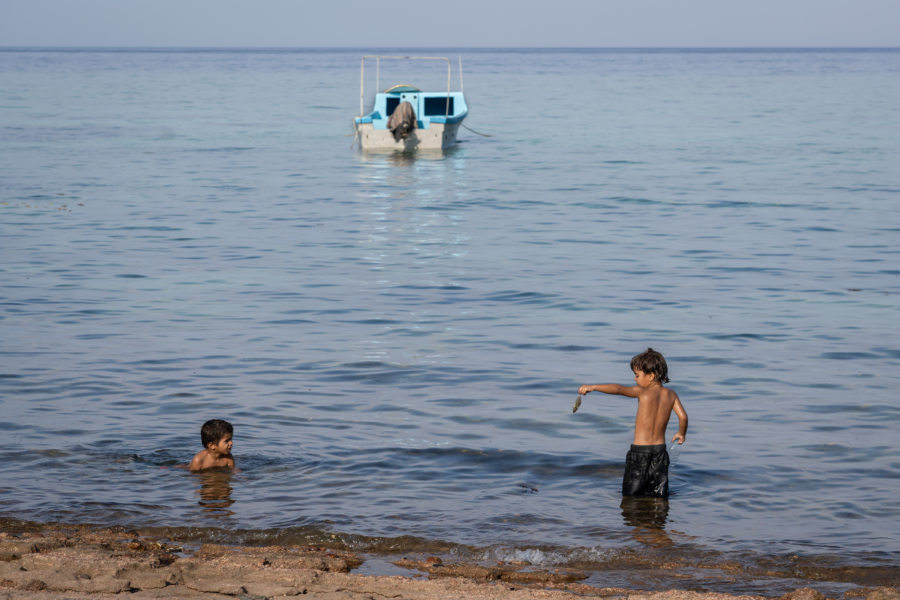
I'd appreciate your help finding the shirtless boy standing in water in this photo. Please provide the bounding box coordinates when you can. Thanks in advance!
[578,348,687,498]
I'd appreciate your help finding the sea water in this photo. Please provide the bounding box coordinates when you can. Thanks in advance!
[1,47,899,595]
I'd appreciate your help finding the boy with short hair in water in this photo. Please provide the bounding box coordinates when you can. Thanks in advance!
[189,419,235,471]
[578,348,687,498]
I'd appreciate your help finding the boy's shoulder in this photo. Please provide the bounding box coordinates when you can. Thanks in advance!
[659,385,680,408]
[189,449,212,471]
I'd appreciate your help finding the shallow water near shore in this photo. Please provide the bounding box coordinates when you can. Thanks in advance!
[1,47,899,595]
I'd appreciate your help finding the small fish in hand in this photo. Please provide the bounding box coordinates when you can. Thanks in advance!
[572,394,582,413]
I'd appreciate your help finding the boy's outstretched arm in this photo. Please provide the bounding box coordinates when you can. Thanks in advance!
[671,397,688,444]
[578,384,640,397]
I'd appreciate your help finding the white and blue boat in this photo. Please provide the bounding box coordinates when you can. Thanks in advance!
[354,55,468,151]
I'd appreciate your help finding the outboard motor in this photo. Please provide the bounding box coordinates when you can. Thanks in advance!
[387,101,416,141]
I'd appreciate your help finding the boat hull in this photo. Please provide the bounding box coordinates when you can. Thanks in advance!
[355,120,462,151]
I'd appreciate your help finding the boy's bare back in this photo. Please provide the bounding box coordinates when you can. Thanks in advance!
[632,383,685,445]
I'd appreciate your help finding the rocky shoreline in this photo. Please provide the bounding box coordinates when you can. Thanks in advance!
[1,527,897,600]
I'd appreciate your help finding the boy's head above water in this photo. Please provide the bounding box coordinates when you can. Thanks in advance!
[201,419,233,449]
[630,348,670,384]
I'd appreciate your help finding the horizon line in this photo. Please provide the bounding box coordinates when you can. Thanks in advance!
[2,45,899,50]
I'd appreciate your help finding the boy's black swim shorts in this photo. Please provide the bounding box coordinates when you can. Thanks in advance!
[622,443,669,498]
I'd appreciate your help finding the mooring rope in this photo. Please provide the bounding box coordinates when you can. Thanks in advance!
[461,123,493,138]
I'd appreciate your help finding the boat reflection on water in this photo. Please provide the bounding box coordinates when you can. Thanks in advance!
[620,497,672,547]
[194,469,235,518]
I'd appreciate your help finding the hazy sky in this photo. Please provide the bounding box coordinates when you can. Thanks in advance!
[1,0,899,48]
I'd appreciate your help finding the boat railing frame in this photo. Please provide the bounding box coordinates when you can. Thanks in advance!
[358,55,462,120]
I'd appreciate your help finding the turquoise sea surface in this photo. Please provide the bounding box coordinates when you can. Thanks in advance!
[1,47,899,595]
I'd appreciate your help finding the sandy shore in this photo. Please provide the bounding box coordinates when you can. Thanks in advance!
[1,527,897,600]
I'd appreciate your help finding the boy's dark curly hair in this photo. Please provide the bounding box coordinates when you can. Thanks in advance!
[200,419,233,448]
[630,348,670,384]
